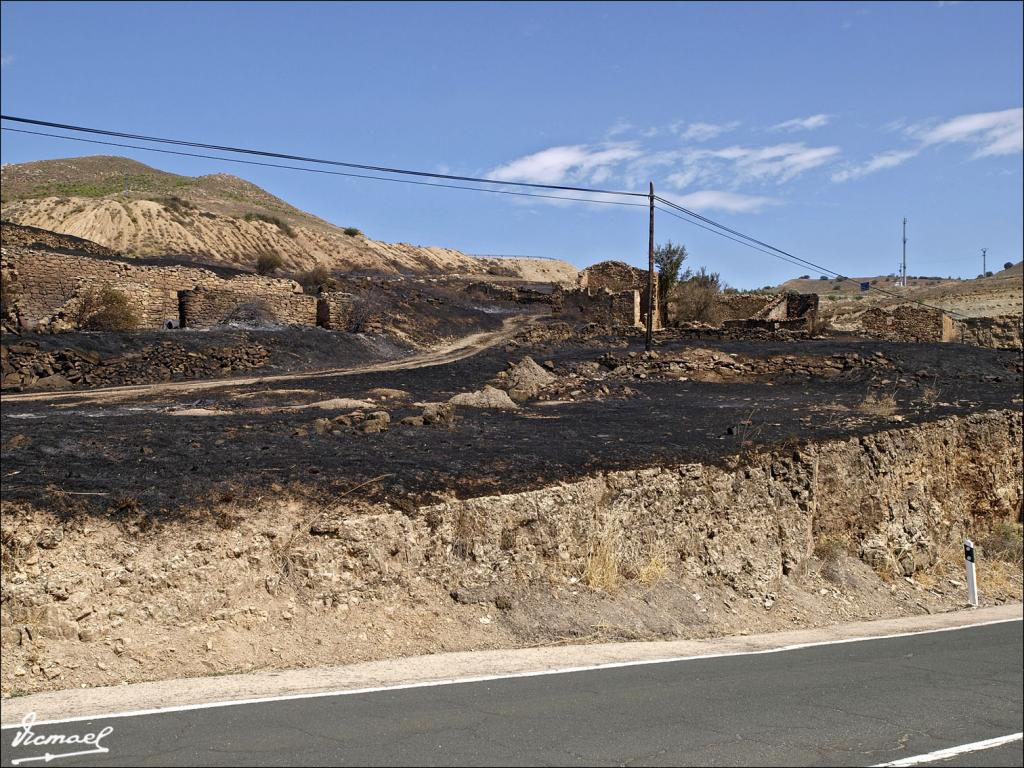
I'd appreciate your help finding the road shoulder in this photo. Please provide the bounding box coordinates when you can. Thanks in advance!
[3,602,1020,727]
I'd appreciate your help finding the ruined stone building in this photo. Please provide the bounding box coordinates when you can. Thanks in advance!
[561,260,660,329]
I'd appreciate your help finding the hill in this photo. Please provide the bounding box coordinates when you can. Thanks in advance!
[0,156,578,282]
[778,265,1022,322]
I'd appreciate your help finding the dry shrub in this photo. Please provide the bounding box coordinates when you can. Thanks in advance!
[221,299,276,327]
[255,251,284,275]
[913,529,1022,600]
[583,529,622,593]
[919,385,939,406]
[977,522,1023,566]
[813,535,848,563]
[298,265,337,293]
[72,286,140,331]
[347,286,392,333]
[668,268,725,324]
[637,550,668,587]
[857,392,898,417]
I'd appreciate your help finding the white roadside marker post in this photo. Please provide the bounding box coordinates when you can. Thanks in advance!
[963,539,979,607]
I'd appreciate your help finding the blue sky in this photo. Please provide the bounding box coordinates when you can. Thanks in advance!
[1,1,1021,287]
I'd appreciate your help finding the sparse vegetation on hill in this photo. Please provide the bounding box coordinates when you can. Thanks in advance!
[343,227,362,237]
[244,212,295,238]
[160,195,196,213]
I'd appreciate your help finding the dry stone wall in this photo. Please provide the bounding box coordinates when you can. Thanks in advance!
[560,287,642,328]
[579,261,659,330]
[953,314,1023,350]
[178,286,317,329]
[711,294,776,321]
[3,245,313,331]
[316,291,356,331]
[860,305,956,343]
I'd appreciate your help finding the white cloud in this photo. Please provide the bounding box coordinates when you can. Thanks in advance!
[672,121,741,142]
[771,114,831,132]
[487,135,838,215]
[661,190,777,214]
[606,119,634,138]
[486,143,643,185]
[913,107,1023,157]
[685,142,841,185]
[831,149,919,182]
[0,52,12,69]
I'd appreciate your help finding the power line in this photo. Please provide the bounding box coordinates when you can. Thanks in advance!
[0,115,646,199]
[0,127,648,209]
[0,116,972,317]
[653,196,965,317]
[655,194,846,278]
[654,205,813,274]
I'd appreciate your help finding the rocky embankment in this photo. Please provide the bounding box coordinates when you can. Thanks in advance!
[2,409,1020,696]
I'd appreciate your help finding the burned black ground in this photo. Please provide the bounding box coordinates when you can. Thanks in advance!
[2,325,1021,517]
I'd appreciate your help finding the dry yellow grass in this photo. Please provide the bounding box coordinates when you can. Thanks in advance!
[583,531,622,593]
[637,551,669,587]
[857,392,899,417]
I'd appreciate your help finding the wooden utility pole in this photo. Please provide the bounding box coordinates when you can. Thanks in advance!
[646,181,655,351]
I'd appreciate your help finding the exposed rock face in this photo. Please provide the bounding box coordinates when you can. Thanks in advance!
[426,410,1021,592]
[2,410,1019,695]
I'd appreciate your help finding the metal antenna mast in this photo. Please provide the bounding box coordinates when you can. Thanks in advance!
[901,217,907,287]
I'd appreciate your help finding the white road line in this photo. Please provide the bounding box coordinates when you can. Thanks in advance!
[873,732,1023,766]
[1,616,1019,730]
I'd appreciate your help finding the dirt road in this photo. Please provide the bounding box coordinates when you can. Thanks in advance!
[1,315,536,406]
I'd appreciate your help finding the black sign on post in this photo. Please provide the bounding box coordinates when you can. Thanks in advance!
[964,542,975,563]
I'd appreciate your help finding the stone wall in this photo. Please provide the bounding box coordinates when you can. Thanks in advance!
[672,293,819,331]
[860,305,955,343]
[711,294,776,321]
[580,261,659,329]
[178,287,317,329]
[559,288,642,328]
[953,314,1023,350]
[3,246,312,332]
[316,290,356,330]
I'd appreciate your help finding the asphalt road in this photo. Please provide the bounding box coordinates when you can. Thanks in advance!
[2,621,1021,767]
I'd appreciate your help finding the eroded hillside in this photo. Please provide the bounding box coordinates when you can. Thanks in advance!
[1,156,578,282]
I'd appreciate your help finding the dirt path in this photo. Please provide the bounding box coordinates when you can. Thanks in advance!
[2,315,536,406]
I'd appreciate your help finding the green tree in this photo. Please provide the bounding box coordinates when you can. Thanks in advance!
[654,239,687,320]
